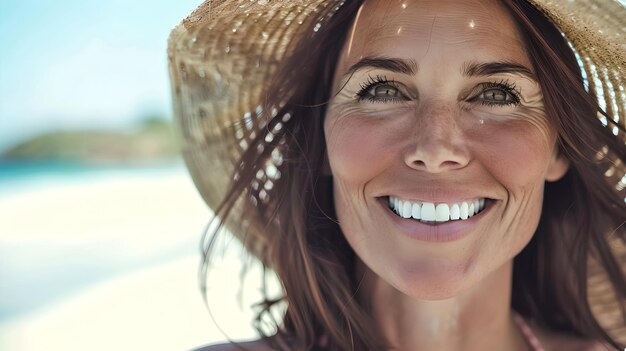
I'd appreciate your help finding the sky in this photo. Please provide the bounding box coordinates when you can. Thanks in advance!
[0,0,202,151]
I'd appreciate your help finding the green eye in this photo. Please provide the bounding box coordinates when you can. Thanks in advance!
[473,81,521,107]
[480,89,513,102]
[356,75,407,103]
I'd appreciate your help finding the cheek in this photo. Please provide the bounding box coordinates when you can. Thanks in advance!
[325,113,401,246]
[466,117,556,188]
[466,117,554,250]
[325,115,397,183]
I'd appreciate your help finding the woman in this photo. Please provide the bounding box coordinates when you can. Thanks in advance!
[168,0,626,349]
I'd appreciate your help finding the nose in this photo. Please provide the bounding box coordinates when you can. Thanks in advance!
[404,104,470,173]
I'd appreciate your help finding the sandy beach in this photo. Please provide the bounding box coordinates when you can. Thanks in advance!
[0,168,278,350]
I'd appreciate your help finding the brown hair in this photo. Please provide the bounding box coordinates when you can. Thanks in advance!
[202,0,626,349]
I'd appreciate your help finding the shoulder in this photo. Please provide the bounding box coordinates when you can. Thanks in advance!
[192,339,275,351]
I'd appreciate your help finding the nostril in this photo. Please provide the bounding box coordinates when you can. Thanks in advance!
[410,159,464,172]
[440,160,464,168]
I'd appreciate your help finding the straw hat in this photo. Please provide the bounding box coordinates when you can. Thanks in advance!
[167,0,626,343]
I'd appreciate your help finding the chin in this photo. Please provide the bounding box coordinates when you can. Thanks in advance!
[388,260,476,300]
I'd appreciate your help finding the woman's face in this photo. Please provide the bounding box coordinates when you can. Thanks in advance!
[324,0,569,299]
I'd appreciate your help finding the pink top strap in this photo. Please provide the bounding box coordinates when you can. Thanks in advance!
[513,312,546,351]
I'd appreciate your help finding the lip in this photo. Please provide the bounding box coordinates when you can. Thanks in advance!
[376,196,495,242]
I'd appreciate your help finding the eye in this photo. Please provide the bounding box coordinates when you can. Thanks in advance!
[355,75,407,103]
[369,85,401,99]
[479,89,511,102]
[471,81,521,107]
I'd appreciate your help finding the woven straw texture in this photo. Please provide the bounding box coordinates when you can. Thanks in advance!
[168,0,626,343]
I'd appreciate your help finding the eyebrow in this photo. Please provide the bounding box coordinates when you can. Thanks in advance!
[342,56,418,78]
[342,56,536,81]
[461,61,536,80]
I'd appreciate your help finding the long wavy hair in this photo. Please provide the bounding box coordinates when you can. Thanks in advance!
[202,0,626,349]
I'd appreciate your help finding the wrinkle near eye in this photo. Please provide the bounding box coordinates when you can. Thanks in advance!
[330,79,416,117]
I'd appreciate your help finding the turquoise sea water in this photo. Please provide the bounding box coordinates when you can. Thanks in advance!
[0,159,186,195]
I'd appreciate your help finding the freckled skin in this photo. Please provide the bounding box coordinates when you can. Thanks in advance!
[326,0,567,300]
[323,0,571,349]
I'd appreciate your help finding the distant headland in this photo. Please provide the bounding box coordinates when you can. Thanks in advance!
[1,116,181,165]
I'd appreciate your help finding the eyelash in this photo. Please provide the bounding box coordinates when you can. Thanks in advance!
[355,75,522,106]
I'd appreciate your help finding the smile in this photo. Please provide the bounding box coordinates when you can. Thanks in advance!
[388,196,487,224]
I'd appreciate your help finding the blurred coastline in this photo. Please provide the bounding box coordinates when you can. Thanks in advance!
[0,118,283,350]
[0,115,179,165]
[0,153,268,350]
[0,1,267,348]
[0,159,183,195]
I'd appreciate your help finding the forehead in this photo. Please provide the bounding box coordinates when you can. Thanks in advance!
[341,0,529,67]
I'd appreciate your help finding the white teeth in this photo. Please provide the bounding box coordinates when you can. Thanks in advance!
[435,203,450,222]
[460,202,469,220]
[412,202,421,219]
[450,203,460,220]
[388,196,488,223]
[402,201,412,219]
[421,203,436,221]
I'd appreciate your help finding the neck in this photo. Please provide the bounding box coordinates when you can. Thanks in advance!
[355,258,530,351]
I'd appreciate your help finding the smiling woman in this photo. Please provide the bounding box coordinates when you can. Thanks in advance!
[168,0,626,350]
[323,0,570,306]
